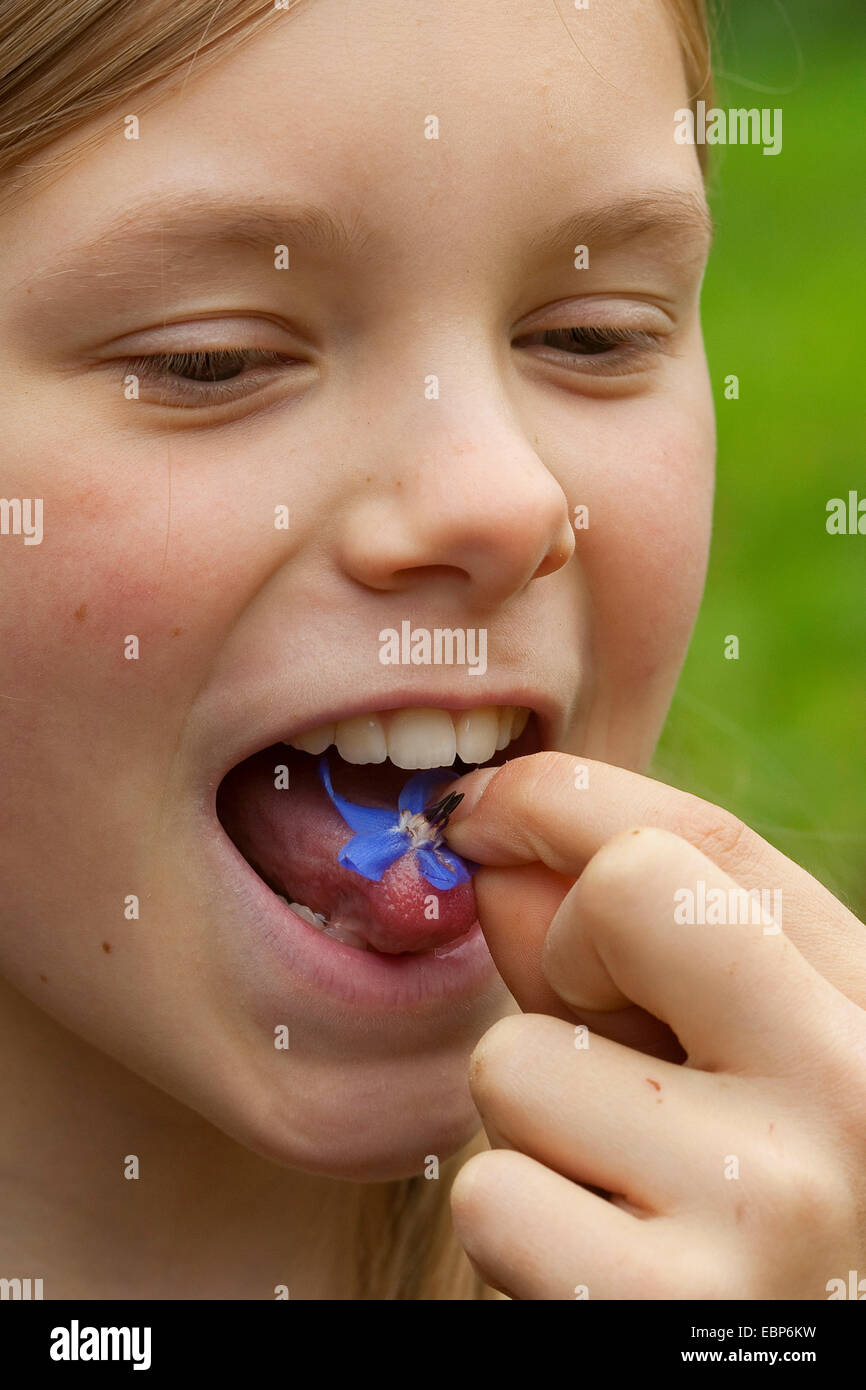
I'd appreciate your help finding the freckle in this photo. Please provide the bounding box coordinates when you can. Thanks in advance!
[102,941,111,953]
[646,1078,661,1091]
[39,974,48,983]
[631,829,640,835]
[769,1122,774,1134]
[74,603,87,622]
[735,1203,745,1224]
[171,627,182,637]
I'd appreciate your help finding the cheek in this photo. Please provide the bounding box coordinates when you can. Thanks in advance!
[0,425,252,711]
[0,432,234,885]
[550,379,714,761]
[588,416,714,677]
[0,427,239,989]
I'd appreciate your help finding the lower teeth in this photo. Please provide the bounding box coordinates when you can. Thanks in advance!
[276,894,369,951]
[284,899,327,927]
[321,923,368,949]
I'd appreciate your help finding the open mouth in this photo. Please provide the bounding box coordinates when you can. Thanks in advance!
[216,705,538,958]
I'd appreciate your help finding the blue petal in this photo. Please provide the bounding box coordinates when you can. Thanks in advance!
[318,754,472,887]
[319,756,398,834]
[398,769,449,815]
[338,829,411,882]
[416,843,473,890]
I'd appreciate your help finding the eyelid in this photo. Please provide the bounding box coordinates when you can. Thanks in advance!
[97,313,309,358]
[515,296,675,336]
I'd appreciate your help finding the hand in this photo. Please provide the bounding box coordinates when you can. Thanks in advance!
[443,752,866,1299]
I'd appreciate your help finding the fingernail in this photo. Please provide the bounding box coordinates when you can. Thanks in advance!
[423,792,464,828]
[442,764,500,823]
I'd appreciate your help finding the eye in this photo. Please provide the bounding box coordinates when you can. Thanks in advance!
[513,324,666,375]
[123,347,304,406]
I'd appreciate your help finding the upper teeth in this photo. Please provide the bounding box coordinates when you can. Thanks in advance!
[284,705,530,768]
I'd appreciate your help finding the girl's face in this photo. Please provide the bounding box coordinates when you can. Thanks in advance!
[0,0,713,1178]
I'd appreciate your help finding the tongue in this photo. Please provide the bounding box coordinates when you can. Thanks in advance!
[217,747,476,954]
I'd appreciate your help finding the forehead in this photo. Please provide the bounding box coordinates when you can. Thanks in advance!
[5,0,704,282]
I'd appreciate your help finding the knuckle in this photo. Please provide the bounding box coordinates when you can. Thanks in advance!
[687,805,756,869]
[788,1164,851,1239]
[812,1050,866,1156]
[449,1151,496,1224]
[450,1148,526,1224]
[845,1082,866,1152]
[759,1146,851,1240]
[468,1013,533,1097]
[577,825,682,916]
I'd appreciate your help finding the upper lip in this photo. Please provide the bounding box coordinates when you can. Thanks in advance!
[213,684,559,786]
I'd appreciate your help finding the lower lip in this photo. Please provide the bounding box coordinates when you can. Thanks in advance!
[210,813,502,1015]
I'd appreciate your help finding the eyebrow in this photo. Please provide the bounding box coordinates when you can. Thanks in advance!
[525,188,714,262]
[19,193,380,291]
[21,185,713,296]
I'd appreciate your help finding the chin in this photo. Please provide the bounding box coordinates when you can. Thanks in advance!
[209,1061,485,1183]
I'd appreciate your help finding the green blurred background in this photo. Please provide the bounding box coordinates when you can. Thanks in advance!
[651,0,866,916]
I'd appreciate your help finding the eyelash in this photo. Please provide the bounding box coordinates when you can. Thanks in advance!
[123,326,663,407]
[514,325,664,373]
[123,348,297,405]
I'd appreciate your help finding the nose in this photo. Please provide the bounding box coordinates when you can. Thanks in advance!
[336,399,575,610]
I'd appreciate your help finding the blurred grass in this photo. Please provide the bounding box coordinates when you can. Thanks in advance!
[651,1,866,916]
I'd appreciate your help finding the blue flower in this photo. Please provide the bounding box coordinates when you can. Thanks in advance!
[318,755,474,890]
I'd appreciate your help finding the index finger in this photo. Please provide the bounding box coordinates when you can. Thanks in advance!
[442,752,866,1005]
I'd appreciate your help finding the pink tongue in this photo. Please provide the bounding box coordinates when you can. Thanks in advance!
[217,748,477,954]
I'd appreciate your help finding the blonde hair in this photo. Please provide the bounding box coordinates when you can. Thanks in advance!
[0,0,713,1299]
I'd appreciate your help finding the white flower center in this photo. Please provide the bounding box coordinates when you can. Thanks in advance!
[399,809,443,851]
